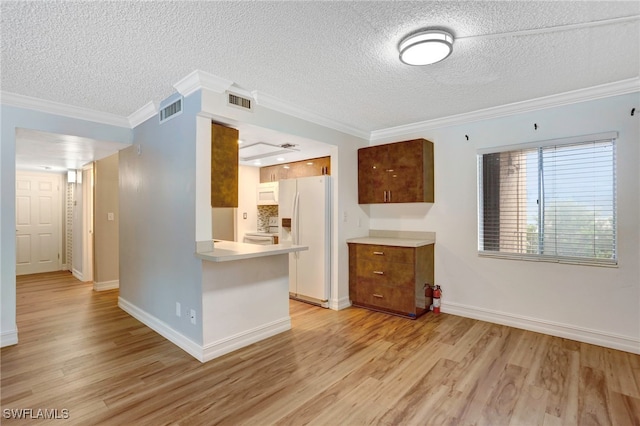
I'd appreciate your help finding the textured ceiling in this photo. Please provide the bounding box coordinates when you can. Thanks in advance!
[2,1,639,134]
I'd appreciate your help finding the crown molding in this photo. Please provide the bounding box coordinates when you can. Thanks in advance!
[174,69,234,97]
[128,101,158,128]
[1,91,131,128]
[370,77,640,142]
[251,90,369,140]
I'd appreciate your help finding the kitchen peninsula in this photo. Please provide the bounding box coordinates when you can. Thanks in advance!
[195,240,307,362]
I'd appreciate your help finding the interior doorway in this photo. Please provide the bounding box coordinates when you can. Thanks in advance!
[15,171,63,275]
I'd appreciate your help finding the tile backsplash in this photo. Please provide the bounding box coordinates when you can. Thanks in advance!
[257,205,278,231]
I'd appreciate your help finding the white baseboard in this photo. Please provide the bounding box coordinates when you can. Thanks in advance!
[329,296,352,311]
[0,328,18,347]
[118,297,292,363]
[443,301,640,355]
[202,317,291,362]
[118,297,204,362]
[94,280,119,291]
[72,268,84,282]
[62,263,69,271]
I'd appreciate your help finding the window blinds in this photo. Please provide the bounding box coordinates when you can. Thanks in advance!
[478,134,617,266]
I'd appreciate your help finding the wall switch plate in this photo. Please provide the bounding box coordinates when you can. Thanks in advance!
[176,302,181,317]
[107,212,115,221]
[190,309,196,325]
[243,212,247,219]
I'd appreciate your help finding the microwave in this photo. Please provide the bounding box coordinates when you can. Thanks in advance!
[257,182,278,205]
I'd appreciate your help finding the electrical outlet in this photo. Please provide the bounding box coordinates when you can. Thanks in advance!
[176,302,181,317]
[190,309,196,325]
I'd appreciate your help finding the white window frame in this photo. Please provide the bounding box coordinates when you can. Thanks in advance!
[477,131,618,267]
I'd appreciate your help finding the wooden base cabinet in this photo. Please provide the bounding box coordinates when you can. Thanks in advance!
[348,243,434,319]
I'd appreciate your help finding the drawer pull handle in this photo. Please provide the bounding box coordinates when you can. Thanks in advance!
[373,293,384,298]
[373,271,384,275]
[373,251,384,255]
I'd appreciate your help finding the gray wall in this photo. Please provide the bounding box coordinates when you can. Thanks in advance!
[119,92,204,344]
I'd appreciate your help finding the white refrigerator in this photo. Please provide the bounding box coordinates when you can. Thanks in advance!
[279,175,331,307]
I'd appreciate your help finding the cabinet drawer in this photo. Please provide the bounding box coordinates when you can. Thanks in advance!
[355,259,414,288]
[355,280,414,313]
[355,244,414,264]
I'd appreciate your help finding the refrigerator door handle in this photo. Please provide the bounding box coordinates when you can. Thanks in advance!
[292,192,300,258]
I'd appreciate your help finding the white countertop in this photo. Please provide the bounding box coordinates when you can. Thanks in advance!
[196,240,307,262]
[346,236,435,247]
[347,229,436,247]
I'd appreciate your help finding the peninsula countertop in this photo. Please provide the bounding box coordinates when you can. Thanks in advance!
[196,240,308,262]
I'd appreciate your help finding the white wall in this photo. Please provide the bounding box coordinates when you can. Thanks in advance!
[119,92,204,345]
[71,180,83,278]
[0,105,132,347]
[369,92,640,352]
[237,165,259,240]
[94,153,120,288]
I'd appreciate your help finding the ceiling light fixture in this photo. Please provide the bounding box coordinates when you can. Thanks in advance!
[399,30,454,65]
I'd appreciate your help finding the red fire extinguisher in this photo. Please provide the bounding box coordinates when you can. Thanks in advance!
[432,285,442,314]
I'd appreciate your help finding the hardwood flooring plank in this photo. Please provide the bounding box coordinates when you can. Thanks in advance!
[603,347,640,398]
[509,385,549,426]
[534,339,575,419]
[579,366,614,426]
[608,390,640,426]
[377,357,458,425]
[479,363,528,425]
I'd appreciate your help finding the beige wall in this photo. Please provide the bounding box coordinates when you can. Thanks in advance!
[94,153,119,286]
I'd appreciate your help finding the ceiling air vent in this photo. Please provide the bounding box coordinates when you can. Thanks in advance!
[159,94,183,124]
[227,91,253,111]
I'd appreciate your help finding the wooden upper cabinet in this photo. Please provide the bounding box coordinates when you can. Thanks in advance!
[358,139,434,204]
[260,156,330,183]
[211,122,239,207]
[260,164,288,183]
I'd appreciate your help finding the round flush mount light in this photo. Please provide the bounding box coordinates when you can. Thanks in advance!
[399,30,454,65]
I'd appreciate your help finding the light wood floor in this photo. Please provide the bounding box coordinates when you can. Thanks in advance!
[1,271,639,425]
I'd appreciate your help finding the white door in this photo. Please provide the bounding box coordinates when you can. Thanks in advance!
[16,172,62,275]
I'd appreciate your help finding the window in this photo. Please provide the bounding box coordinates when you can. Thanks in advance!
[478,132,617,266]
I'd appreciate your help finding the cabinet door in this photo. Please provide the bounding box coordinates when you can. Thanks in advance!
[260,166,273,183]
[315,156,331,175]
[211,123,239,207]
[260,165,283,183]
[385,139,426,203]
[358,145,386,204]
